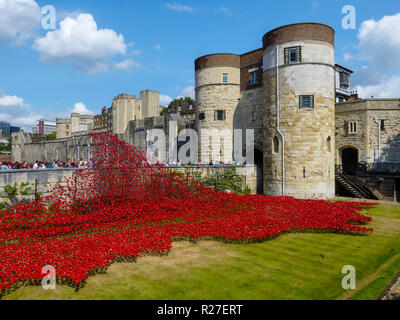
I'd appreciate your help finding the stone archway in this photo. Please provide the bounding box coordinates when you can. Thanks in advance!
[341,147,359,174]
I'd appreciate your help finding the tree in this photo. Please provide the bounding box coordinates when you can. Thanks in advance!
[171,97,194,105]
[47,132,57,141]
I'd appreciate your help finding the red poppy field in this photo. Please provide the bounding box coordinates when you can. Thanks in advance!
[0,133,374,298]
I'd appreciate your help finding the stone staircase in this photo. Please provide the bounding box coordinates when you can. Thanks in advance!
[335,170,378,200]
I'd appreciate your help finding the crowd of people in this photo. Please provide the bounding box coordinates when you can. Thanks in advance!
[166,160,248,167]
[0,158,249,171]
[0,159,94,171]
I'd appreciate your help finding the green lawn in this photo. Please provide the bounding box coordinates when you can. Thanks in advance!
[4,201,400,300]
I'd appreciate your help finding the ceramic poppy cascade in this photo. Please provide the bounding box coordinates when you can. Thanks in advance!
[0,133,374,296]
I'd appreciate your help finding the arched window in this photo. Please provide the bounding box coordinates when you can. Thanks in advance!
[326,136,332,153]
[273,136,280,154]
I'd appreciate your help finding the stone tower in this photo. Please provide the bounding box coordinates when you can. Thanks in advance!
[140,90,160,119]
[262,23,336,198]
[112,94,141,137]
[195,53,240,163]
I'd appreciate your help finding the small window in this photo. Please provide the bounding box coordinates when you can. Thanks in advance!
[66,125,69,129]
[339,72,350,89]
[326,136,331,153]
[273,136,280,154]
[215,110,226,121]
[222,73,228,83]
[248,92,254,100]
[199,112,205,121]
[250,71,258,84]
[380,120,385,131]
[285,46,301,64]
[348,121,358,134]
[299,95,314,109]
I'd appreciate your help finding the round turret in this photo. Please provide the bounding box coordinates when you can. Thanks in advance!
[262,23,336,198]
[194,53,240,163]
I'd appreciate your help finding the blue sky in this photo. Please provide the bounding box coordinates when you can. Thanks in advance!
[0,0,399,130]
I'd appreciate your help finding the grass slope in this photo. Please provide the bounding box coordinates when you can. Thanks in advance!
[4,203,400,300]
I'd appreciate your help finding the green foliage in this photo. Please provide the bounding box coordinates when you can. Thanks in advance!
[4,183,18,200]
[47,132,57,141]
[181,168,247,195]
[0,137,11,152]
[171,97,194,105]
[0,201,11,211]
[160,107,167,116]
[1,182,36,209]
[19,182,33,196]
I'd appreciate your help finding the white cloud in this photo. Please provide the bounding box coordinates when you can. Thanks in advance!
[165,3,195,12]
[218,7,233,16]
[343,53,353,62]
[14,113,44,126]
[33,13,128,73]
[131,49,142,56]
[0,0,41,45]
[154,44,161,51]
[179,86,195,99]
[0,95,24,107]
[358,13,400,73]
[312,1,319,10]
[355,75,400,99]
[114,59,140,70]
[69,102,94,115]
[352,13,400,98]
[160,94,173,106]
[0,113,11,120]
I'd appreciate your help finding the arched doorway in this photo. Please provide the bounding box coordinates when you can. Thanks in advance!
[342,147,358,174]
[254,149,264,195]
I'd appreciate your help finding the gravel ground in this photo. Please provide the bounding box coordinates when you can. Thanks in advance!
[381,273,400,300]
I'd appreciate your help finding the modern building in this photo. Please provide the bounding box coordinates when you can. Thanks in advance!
[32,120,57,136]
[0,121,20,137]
[335,64,355,102]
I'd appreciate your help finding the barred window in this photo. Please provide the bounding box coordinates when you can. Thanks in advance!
[285,46,301,64]
[299,95,314,109]
[250,71,258,84]
[214,110,226,121]
[222,73,228,83]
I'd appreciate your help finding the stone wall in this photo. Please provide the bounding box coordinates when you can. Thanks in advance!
[0,165,258,202]
[234,87,264,153]
[0,168,76,202]
[336,99,400,164]
[12,132,93,163]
